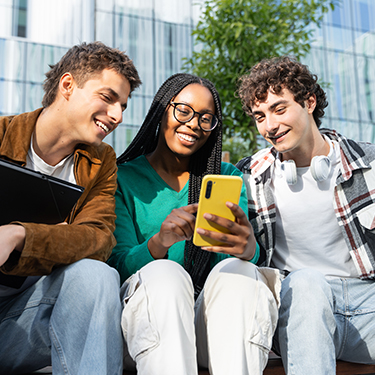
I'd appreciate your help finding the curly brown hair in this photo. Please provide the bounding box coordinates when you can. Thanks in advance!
[42,41,141,108]
[237,56,328,127]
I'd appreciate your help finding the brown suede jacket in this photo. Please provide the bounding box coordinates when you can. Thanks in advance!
[0,108,117,276]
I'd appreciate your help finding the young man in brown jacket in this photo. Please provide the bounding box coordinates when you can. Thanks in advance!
[0,41,141,374]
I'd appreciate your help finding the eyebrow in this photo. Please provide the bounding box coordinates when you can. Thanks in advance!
[252,99,288,116]
[177,101,215,115]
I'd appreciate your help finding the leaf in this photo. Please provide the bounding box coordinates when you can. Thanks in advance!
[184,0,336,154]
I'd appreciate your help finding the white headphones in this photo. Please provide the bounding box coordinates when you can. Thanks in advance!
[281,156,331,185]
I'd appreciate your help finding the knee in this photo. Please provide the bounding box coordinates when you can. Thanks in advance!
[280,268,333,313]
[139,260,194,300]
[283,268,328,295]
[57,259,120,300]
[201,260,279,333]
[204,258,259,301]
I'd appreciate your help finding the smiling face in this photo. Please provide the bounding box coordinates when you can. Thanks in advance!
[157,83,214,160]
[251,88,317,161]
[64,68,131,147]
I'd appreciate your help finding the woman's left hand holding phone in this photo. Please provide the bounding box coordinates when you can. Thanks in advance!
[148,203,198,259]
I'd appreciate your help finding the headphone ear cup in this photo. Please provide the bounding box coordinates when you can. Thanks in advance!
[281,159,297,185]
[310,155,331,182]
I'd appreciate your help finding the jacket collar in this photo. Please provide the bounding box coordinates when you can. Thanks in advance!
[0,108,103,166]
[320,128,371,182]
[0,108,43,165]
[250,147,277,179]
[250,128,371,182]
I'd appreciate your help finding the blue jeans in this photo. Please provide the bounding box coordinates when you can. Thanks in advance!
[274,268,375,375]
[0,259,123,375]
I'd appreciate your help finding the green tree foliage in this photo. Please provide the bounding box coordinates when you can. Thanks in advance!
[184,0,337,158]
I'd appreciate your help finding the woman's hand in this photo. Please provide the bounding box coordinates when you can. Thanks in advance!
[148,203,198,259]
[195,202,256,261]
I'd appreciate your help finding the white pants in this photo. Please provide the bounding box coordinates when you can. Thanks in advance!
[120,258,280,375]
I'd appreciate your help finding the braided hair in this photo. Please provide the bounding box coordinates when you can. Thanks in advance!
[117,73,223,296]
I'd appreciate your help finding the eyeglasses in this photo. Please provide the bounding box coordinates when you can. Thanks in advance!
[170,102,219,131]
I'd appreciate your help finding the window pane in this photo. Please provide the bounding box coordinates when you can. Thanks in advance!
[0,80,23,115]
[114,0,153,17]
[96,10,114,46]
[1,39,26,81]
[26,43,67,83]
[24,82,43,112]
[154,0,192,24]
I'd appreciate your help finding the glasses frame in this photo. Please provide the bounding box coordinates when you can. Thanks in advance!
[170,101,219,132]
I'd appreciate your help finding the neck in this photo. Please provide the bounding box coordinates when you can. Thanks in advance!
[147,148,190,192]
[148,152,190,174]
[283,128,330,168]
[33,107,76,166]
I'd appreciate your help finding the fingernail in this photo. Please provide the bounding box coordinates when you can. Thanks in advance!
[196,228,205,234]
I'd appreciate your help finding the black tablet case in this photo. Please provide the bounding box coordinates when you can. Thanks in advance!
[0,158,84,226]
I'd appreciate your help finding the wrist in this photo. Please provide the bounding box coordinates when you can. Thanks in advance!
[148,234,169,259]
[12,225,26,252]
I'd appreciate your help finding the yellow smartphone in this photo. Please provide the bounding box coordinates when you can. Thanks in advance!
[193,174,243,247]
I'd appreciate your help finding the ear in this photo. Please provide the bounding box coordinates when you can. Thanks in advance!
[59,72,75,100]
[306,94,316,114]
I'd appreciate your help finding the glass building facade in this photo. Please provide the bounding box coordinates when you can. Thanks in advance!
[0,0,200,154]
[302,0,375,142]
[0,0,375,153]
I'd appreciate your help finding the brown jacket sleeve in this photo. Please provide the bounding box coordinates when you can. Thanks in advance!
[1,144,118,276]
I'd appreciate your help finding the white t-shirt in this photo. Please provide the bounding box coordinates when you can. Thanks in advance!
[0,136,75,297]
[270,139,358,278]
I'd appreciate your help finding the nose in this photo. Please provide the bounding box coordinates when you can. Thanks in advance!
[264,115,279,135]
[108,102,123,125]
[185,113,200,129]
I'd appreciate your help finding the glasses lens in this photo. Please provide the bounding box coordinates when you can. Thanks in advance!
[200,113,217,131]
[174,104,193,122]
[173,103,218,131]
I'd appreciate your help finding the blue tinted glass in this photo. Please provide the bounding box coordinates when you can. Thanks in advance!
[331,6,341,26]
[359,2,369,32]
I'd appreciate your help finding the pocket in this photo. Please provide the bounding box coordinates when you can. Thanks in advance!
[121,272,160,360]
[356,205,375,250]
[248,268,280,353]
[356,205,375,231]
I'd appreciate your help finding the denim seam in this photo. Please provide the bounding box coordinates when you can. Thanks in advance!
[50,323,70,375]
[1,297,56,321]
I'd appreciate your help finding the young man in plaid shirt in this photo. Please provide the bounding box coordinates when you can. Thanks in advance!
[237,56,375,374]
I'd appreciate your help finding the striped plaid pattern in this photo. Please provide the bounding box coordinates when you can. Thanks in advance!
[238,129,375,279]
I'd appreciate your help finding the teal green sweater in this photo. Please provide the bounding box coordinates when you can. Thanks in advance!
[108,155,259,283]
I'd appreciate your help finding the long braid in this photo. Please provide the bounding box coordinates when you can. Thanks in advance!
[117,73,223,296]
[183,87,223,297]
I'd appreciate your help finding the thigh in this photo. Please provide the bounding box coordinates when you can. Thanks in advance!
[195,259,281,370]
[330,277,375,364]
[121,260,195,365]
[0,276,56,374]
[274,269,337,369]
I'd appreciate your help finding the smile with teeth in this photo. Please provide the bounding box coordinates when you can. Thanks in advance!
[177,133,197,143]
[95,119,109,133]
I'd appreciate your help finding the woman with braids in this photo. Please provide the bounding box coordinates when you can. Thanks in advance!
[108,73,280,375]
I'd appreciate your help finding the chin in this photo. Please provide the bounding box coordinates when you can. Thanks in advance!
[82,137,104,147]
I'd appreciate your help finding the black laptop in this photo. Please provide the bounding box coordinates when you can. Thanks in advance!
[0,158,84,226]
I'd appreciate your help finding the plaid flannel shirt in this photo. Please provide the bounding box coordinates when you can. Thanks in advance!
[237,129,375,279]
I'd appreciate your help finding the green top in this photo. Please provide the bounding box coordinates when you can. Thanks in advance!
[108,155,259,283]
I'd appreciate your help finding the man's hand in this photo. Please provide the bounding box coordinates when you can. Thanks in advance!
[0,225,26,267]
[195,202,257,261]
